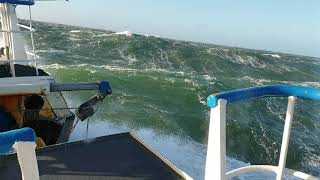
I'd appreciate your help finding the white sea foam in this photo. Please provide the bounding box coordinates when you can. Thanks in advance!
[39,63,66,69]
[36,49,66,53]
[206,47,291,73]
[85,68,97,74]
[41,63,191,76]
[197,94,206,106]
[127,55,139,64]
[262,53,281,58]
[144,104,173,114]
[239,76,273,85]
[68,36,81,42]
[165,78,176,83]
[94,33,112,38]
[184,78,200,88]
[238,75,320,89]
[202,74,216,82]
[69,30,81,33]
[113,31,133,37]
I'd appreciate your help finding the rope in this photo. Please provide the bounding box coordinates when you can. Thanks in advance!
[70,116,80,132]
[86,117,89,139]
[67,101,102,135]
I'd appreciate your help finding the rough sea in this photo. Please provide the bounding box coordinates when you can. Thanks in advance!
[24,21,320,179]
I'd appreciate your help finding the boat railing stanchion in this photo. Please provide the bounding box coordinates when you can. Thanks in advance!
[276,96,296,180]
[206,86,318,179]
[13,141,40,180]
[28,4,39,76]
[205,99,227,180]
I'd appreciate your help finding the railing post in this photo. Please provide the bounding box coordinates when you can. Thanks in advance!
[205,99,227,180]
[277,96,296,180]
[13,141,40,180]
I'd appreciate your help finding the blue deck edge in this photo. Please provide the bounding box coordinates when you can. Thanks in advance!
[0,0,34,5]
[0,127,36,155]
[207,85,320,108]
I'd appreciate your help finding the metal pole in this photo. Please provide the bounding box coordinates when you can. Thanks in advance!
[50,83,100,92]
[28,5,39,76]
[13,142,40,180]
[276,96,296,180]
[205,99,227,180]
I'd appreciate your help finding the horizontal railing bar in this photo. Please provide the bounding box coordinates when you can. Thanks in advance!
[26,51,40,59]
[17,23,35,32]
[226,165,277,178]
[0,29,36,33]
[0,0,34,5]
[50,81,112,95]
[207,85,320,108]
[226,165,317,180]
[50,83,100,92]
[0,59,37,62]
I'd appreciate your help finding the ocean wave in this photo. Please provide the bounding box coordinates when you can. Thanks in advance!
[40,63,192,77]
[69,30,82,33]
[68,36,81,41]
[197,94,206,106]
[39,63,66,69]
[262,53,281,58]
[113,31,133,37]
[235,76,320,88]
[202,75,216,83]
[36,49,66,53]
[302,153,320,175]
[26,20,320,179]
[206,48,292,73]
[144,104,173,115]
[184,78,200,88]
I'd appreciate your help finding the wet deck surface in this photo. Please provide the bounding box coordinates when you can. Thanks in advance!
[0,133,186,180]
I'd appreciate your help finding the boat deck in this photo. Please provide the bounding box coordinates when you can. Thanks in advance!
[0,133,188,180]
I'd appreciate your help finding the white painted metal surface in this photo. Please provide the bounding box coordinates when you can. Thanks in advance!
[277,96,296,180]
[0,3,35,78]
[13,142,40,180]
[0,3,28,61]
[205,99,227,180]
[226,165,318,180]
[205,96,319,180]
[0,76,53,95]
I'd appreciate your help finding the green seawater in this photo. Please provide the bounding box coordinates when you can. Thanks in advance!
[23,21,320,179]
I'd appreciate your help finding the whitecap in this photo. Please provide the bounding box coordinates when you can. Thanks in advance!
[202,75,216,81]
[69,30,81,33]
[262,53,281,58]
[197,94,206,106]
[113,31,132,37]
[39,63,66,69]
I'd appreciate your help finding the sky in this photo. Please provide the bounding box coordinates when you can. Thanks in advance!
[17,0,320,57]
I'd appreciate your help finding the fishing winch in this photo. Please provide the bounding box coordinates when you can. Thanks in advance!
[76,81,112,121]
[76,95,102,121]
[50,81,112,121]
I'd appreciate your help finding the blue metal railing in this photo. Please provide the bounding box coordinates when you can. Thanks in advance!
[207,85,320,108]
[0,128,36,155]
[0,0,34,5]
